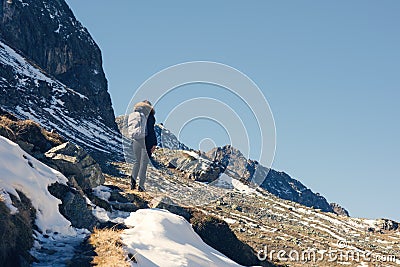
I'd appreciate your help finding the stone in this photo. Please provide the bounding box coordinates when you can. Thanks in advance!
[45,142,105,190]
[48,182,98,230]
[152,147,223,183]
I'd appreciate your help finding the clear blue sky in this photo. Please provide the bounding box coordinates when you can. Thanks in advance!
[66,0,400,221]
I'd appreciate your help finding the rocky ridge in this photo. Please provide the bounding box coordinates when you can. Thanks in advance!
[141,123,348,216]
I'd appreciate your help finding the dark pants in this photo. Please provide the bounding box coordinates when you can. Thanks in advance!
[131,139,149,189]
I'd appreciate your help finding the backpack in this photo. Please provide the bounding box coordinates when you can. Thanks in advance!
[127,111,147,140]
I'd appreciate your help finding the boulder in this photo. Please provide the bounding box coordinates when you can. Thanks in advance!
[45,142,105,190]
[153,148,222,183]
[48,183,98,230]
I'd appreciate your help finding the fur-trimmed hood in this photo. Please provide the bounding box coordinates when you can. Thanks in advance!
[133,101,155,116]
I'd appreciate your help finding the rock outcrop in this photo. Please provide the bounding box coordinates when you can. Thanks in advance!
[153,148,223,183]
[375,218,399,231]
[330,202,350,216]
[190,211,274,267]
[0,109,64,159]
[45,142,105,190]
[48,182,98,230]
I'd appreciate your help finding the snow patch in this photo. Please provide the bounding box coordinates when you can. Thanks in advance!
[183,150,200,159]
[213,173,256,194]
[0,136,75,235]
[92,185,112,201]
[122,209,243,267]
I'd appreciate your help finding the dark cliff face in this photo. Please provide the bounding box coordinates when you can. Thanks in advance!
[0,0,116,129]
[0,0,122,170]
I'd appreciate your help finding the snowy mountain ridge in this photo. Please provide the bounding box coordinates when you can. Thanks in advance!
[0,40,123,168]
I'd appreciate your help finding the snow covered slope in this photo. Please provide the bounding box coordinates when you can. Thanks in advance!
[122,209,243,267]
[0,0,117,129]
[0,136,89,265]
[0,136,72,234]
[0,41,122,166]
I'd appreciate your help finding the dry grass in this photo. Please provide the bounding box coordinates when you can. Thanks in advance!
[89,227,133,267]
[0,115,64,145]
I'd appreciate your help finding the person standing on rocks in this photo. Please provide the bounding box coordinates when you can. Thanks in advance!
[127,100,157,191]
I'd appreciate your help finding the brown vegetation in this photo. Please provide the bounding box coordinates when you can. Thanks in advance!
[0,111,64,156]
[0,190,36,266]
[89,227,133,267]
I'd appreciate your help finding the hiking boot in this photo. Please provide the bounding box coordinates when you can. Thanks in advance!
[137,186,145,192]
[130,180,136,190]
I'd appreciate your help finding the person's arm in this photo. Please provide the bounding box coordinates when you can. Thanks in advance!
[146,114,157,151]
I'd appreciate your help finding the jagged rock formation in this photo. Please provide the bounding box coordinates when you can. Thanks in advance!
[206,145,334,213]
[48,182,98,230]
[375,218,399,231]
[0,0,122,170]
[153,148,222,183]
[155,123,190,150]
[330,202,350,217]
